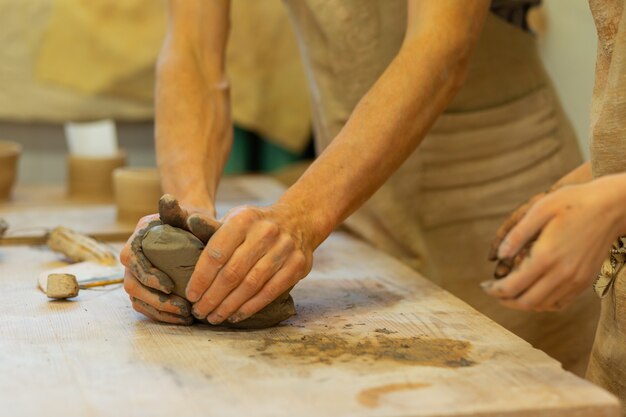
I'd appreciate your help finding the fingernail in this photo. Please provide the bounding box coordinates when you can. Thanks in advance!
[207,313,224,325]
[480,281,494,292]
[187,290,198,302]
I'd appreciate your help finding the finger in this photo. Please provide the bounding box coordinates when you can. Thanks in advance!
[498,198,554,259]
[485,244,552,299]
[186,219,248,302]
[493,245,531,279]
[131,298,193,325]
[488,193,546,260]
[120,214,160,266]
[159,194,189,230]
[124,270,191,316]
[127,219,174,293]
[187,213,221,243]
[227,252,308,324]
[192,224,279,322]
[205,237,293,324]
[489,205,528,261]
[505,267,563,311]
[493,258,514,279]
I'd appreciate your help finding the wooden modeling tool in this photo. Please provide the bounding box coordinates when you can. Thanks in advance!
[46,226,117,265]
[46,273,123,299]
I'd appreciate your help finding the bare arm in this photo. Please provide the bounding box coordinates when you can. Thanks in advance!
[155,0,232,215]
[121,0,231,325]
[186,0,492,325]
[277,1,491,248]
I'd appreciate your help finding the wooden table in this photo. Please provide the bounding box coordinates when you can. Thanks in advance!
[0,177,620,417]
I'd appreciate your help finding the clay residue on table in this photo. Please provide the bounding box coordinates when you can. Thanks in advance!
[252,332,475,368]
[358,382,429,408]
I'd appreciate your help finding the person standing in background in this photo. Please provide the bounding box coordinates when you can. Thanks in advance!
[482,1,626,410]
[122,0,597,377]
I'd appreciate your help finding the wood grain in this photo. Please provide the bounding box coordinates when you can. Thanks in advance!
[0,177,620,416]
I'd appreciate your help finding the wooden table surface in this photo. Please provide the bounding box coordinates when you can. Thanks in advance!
[0,177,620,417]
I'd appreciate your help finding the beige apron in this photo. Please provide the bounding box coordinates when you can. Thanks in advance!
[285,0,598,376]
[586,0,626,412]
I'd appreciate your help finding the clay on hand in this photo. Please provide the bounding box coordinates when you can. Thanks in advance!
[141,224,296,329]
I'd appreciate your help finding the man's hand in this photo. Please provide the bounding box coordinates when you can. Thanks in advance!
[482,176,626,312]
[121,194,220,325]
[186,203,314,325]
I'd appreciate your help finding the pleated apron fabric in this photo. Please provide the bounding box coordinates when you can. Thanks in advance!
[285,0,597,376]
[586,0,626,411]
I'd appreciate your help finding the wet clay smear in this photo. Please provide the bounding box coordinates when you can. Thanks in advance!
[253,333,475,368]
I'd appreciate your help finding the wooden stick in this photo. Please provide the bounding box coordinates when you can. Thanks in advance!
[79,278,123,289]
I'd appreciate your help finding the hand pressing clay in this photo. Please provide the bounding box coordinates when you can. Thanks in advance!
[141,224,296,329]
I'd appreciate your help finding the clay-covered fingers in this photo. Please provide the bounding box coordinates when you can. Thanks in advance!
[203,237,294,324]
[159,194,190,230]
[488,192,546,261]
[482,241,554,301]
[185,212,250,307]
[127,221,174,293]
[189,215,277,321]
[493,244,531,279]
[228,253,310,324]
[158,194,220,243]
[131,298,193,325]
[120,213,159,266]
[122,217,174,294]
[187,213,220,243]
[124,270,191,317]
[187,204,314,325]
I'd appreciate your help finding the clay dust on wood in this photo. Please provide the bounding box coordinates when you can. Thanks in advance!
[252,332,475,368]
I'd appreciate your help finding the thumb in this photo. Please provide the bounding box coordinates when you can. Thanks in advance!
[187,213,221,243]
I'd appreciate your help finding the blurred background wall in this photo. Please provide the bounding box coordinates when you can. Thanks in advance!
[535,0,598,160]
[0,0,600,185]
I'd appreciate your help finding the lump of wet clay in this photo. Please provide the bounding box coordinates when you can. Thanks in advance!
[141,224,296,329]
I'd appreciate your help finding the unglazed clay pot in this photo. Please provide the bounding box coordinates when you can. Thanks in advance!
[0,141,22,201]
[113,167,162,224]
[68,151,126,201]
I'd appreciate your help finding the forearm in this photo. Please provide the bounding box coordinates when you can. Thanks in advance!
[155,0,231,214]
[278,4,489,248]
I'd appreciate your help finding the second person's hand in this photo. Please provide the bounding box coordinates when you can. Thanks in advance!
[482,176,626,311]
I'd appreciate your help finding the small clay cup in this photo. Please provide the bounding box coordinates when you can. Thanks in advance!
[0,141,22,201]
[68,151,126,201]
[113,167,162,224]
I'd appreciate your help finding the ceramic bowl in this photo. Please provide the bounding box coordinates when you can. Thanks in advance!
[113,167,162,224]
